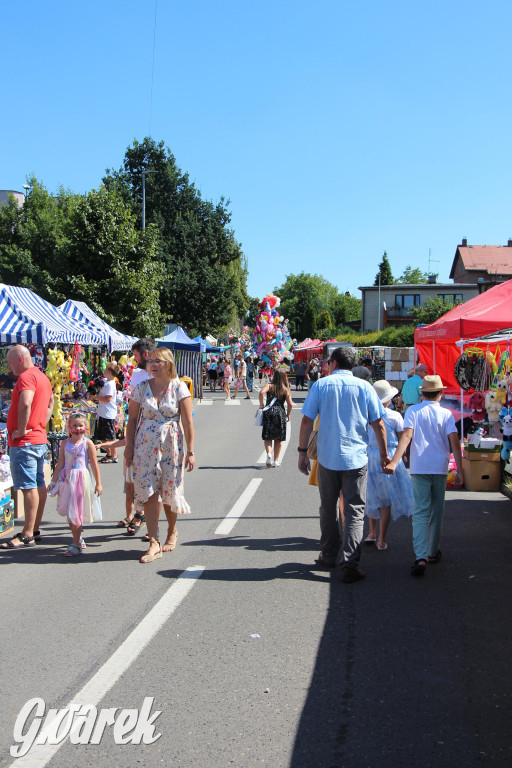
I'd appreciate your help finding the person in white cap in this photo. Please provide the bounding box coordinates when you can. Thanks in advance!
[364,380,413,550]
[384,374,463,576]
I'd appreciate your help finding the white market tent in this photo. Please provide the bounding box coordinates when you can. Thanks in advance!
[0,284,105,345]
[59,300,138,352]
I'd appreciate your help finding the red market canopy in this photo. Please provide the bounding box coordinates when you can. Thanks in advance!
[293,338,337,363]
[415,279,512,389]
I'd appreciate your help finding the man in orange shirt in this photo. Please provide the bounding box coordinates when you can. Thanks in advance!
[1,345,53,548]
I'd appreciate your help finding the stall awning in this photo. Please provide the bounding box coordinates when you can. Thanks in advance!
[0,285,105,345]
[59,300,138,352]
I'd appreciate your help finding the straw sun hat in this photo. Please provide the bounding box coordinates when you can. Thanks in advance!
[420,374,446,392]
[373,380,399,403]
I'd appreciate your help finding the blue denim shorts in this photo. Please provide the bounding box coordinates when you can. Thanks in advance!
[9,444,48,490]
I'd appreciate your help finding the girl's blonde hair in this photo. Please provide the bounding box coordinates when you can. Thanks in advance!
[270,369,290,399]
[151,347,177,379]
[67,411,89,431]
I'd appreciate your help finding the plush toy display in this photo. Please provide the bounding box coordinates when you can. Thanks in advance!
[485,390,502,424]
[494,379,509,406]
[468,391,486,423]
[499,407,512,461]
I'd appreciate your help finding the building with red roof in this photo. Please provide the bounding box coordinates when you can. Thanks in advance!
[449,238,512,288]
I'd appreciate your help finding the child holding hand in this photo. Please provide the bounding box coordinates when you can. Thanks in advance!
[49,412,102,556]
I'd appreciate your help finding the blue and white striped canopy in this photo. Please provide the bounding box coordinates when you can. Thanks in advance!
[59,300,138,352]
[0,284,106,345]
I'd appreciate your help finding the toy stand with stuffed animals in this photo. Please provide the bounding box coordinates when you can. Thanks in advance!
[448,337,512,492]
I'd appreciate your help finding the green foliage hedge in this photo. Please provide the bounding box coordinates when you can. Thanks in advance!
[335,325,416,348]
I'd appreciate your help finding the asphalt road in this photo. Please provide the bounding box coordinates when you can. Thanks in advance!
[1,387,512,768]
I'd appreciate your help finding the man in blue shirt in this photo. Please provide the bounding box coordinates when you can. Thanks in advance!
[401,364,428,408]
[298,347,388,582]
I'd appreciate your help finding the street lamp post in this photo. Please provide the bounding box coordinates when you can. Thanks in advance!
[141,169,155,230]
[22,184,31,199]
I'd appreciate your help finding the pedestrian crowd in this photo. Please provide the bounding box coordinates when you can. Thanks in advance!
[1,340,464,578]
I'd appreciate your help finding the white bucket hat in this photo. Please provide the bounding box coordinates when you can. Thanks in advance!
[373,380,399,403]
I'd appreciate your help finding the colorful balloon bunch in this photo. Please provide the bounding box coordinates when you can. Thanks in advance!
[252,294,293,363]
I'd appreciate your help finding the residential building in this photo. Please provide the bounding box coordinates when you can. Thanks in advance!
[0,190,24,207]
[449,238,512,289]
[358,279,479,333]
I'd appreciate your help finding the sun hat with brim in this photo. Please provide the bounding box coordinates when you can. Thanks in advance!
[420,374,447,392]
[373,380,399,403]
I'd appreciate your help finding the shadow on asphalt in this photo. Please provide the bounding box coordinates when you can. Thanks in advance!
[181,535,319,552]
[286,496,512,768]
[159,562,331,583]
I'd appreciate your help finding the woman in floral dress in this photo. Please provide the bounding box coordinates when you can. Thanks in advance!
[124,347,195,563]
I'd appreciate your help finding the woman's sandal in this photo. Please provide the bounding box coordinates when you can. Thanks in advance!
[162,529,178,552]
[33,530,41,542]
[139,544,162,563]
[428,550,442,564]
[117,517,131,528]
[64,543,82,557]
[100,457,118,464]
[126,513,145,536]
[377,541,388,551]
[1,533,36,549]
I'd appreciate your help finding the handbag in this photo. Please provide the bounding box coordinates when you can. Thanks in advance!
[254,397,276,426]
[307,429,318,460]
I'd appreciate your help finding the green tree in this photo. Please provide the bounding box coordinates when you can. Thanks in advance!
[59,187,164,336]
[316,309,333,333]
[104,137,247,334]
[332,293,361,326]
[273,272,339,337]
[374,251,394,286]
[396,265,429,284]
[409,296,463,326]
[299,296,317,340]
[0,180,78,302]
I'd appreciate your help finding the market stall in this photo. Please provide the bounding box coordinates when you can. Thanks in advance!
[59,300,138,352]
[415,279,512,391]
[157,326,203,398]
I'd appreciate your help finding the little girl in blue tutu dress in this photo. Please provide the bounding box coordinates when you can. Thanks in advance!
[364,380,413,550]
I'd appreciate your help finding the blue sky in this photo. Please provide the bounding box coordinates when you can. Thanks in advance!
[3,1,512,302]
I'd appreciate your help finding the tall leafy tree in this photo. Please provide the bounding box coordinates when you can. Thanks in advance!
[409,296,462,325]
[103,137,248,334]
[396,265,429,284]
[374,251,394,286]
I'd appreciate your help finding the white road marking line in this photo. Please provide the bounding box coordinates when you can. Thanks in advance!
[251,398,260,405]
[8,566,205,768]
[198,400,213,405]
[214,478,263,536]
[224,399,240,406]
[257,422,292,464]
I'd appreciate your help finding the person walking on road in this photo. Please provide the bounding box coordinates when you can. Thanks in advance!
[222,357,232,400]
[1,345,53,549]
[49,412,102,556]
[124,347,195,563]
[384,374,463,576]
[294,360,307,390]
[364,380,413,550]
[297,346,388,583]
[260,369,293,467]
[234,353,251,399]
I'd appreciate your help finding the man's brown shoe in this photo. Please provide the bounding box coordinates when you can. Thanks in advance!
[341,567,366,583]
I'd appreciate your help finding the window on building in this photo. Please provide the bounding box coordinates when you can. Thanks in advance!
[395,294,420,308]
[437,294,463,303]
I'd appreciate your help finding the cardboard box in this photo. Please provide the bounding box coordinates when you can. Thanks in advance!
[462,457,501,491]
[390,361,402,372]
[464,444,502,461]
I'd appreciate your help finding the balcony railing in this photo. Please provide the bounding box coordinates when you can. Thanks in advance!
[385,307,414,318]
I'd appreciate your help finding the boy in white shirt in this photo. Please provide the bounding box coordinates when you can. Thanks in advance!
[384,375,463,576]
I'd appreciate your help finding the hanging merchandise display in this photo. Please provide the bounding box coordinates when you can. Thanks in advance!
[454,349,494,391]
[251,294,293,364]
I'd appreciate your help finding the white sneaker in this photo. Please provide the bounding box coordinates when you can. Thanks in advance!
[266,454,272,467]
[272,461,280,468]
